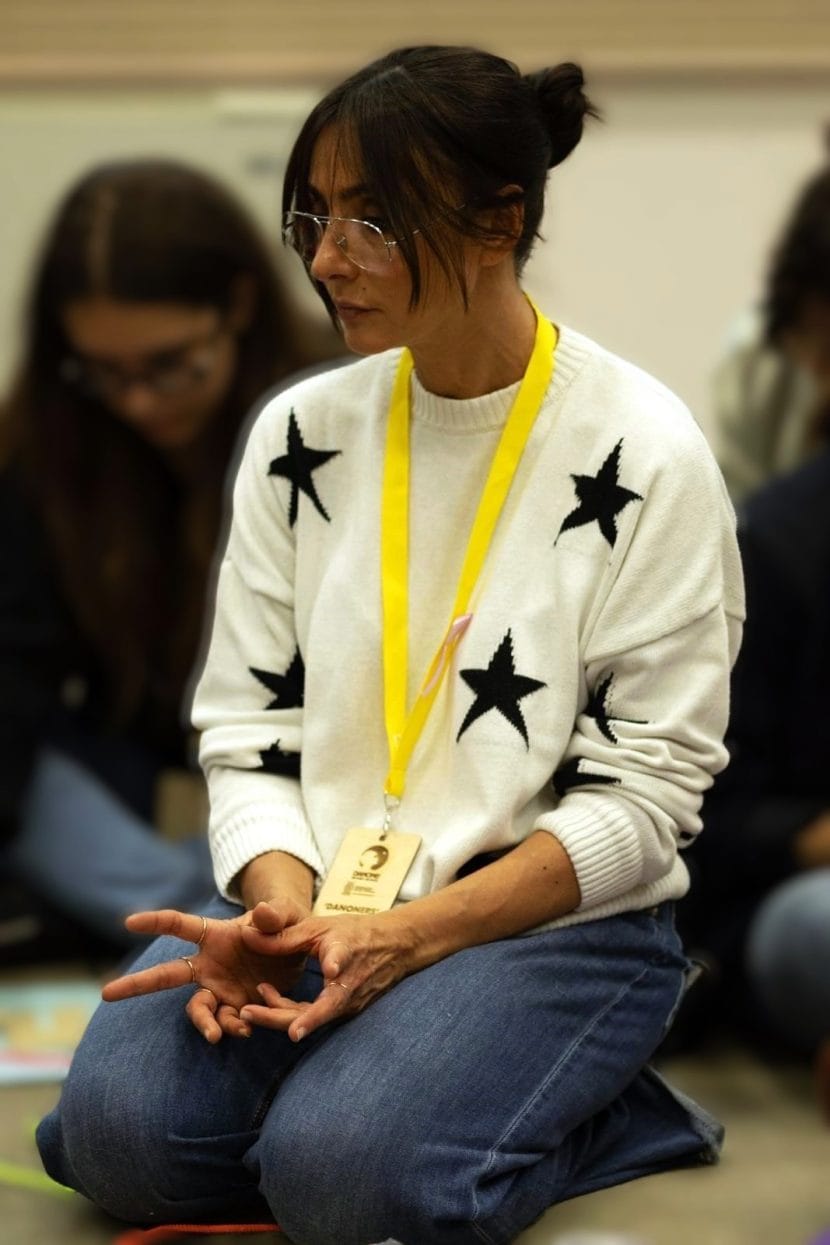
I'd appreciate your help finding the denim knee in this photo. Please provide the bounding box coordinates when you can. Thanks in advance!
[39,1022,268,1226]
[37,1044,173,1223]
[255,1102,481,1245]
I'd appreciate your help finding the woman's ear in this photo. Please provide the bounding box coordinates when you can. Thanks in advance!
[227,274,257,332]
[478,185,525,266]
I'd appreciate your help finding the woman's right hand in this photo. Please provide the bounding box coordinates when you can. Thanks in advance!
[101,899,310,1043]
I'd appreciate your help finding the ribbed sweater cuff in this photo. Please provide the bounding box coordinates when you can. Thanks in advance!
[210,804,323,901]
[536,793,645,909]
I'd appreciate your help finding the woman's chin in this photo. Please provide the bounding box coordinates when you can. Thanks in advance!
[338,318,397,357]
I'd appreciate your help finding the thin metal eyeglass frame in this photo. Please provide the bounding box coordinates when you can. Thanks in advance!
[282,210,402,272]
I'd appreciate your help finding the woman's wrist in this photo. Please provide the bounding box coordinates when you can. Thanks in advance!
[383,830,581,972]
[237,850,315,913]
[382,890,471,974]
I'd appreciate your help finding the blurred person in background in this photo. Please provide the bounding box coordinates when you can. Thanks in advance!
[713,146,830,502]
[0,157,339,960]
[676,162,830,1116]
[39,47,742,1243]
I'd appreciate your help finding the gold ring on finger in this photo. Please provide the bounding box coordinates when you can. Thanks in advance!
[196,985,218,1005]
[327,980,350,994]
[197,915,208,947]
[180,955,197,984]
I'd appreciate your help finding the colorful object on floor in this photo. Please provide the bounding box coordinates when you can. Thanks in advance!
[0,1156,76,1197]
[0,980,102,1083]
[114,1224,281,1243]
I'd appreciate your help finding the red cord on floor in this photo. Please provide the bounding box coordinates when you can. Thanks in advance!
[114,1223,281,1243]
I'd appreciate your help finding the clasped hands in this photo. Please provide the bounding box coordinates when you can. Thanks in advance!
[102,899,409,1045]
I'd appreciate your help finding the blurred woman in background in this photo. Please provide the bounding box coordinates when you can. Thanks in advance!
[713,153,830,501]
[0,157,338,956]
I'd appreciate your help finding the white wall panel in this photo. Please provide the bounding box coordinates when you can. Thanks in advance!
[2,1,830,81]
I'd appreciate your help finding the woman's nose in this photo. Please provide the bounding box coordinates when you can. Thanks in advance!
[114,379,162,417]
[310,225,354,282]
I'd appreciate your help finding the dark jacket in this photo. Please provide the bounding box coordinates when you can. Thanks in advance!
[0,468,188,844]
[679,446,830,979]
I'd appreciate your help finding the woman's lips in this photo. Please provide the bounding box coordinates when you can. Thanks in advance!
[334,302,373,321]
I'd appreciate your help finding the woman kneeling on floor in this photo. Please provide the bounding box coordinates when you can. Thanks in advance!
[38,44,744,1245]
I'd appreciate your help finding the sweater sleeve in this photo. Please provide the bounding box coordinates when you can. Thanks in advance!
[536,419,745,912]
[192,401,324,899]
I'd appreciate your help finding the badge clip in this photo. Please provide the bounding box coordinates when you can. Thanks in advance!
[380,793,400,840]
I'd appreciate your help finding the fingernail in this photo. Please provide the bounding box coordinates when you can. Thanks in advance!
[240,1027,252,1038]
[294,1027,306,1043]
[240,1009,251,1021]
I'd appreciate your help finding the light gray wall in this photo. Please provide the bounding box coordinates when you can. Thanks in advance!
[524,79,828,441]
[1,80,827,444]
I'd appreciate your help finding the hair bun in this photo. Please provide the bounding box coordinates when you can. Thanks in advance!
[525,62,599,168]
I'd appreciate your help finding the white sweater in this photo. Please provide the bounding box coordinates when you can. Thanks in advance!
[193,324,745,931]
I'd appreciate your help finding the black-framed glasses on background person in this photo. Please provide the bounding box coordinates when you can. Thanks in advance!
[59,322,228,402]
[282,210,408,273]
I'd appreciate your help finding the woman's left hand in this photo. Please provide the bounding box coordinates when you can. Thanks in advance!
[238,902,413,1041]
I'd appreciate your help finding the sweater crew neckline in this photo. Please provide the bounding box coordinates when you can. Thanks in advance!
[408,324,587,433]
[410,370,520,432]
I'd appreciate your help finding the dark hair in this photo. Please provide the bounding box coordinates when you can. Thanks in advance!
[764,164,830,344]
[283,45,598,315]
[0,158,330,733]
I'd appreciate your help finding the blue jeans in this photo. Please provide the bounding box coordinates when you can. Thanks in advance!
[746,868,830,1053]
[8,748,215,946]
[38,899,721,1245]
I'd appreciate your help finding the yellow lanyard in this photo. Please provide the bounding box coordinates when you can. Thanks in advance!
[380,299,557,816]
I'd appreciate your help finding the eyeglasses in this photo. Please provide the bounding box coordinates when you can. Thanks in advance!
[282,210,404,273]
[60,323,227,402]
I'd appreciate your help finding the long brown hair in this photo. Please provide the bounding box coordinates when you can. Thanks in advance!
[763,161,830,444]
[1,158,333,740]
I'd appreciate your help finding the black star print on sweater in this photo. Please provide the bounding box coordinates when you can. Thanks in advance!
[457,630,546,747]
[258,740,301,778]
[552,756,620,797]
[268,409,340,527]
[556,439,642,549]
[250,649,305,709]
[586,673,647,744]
